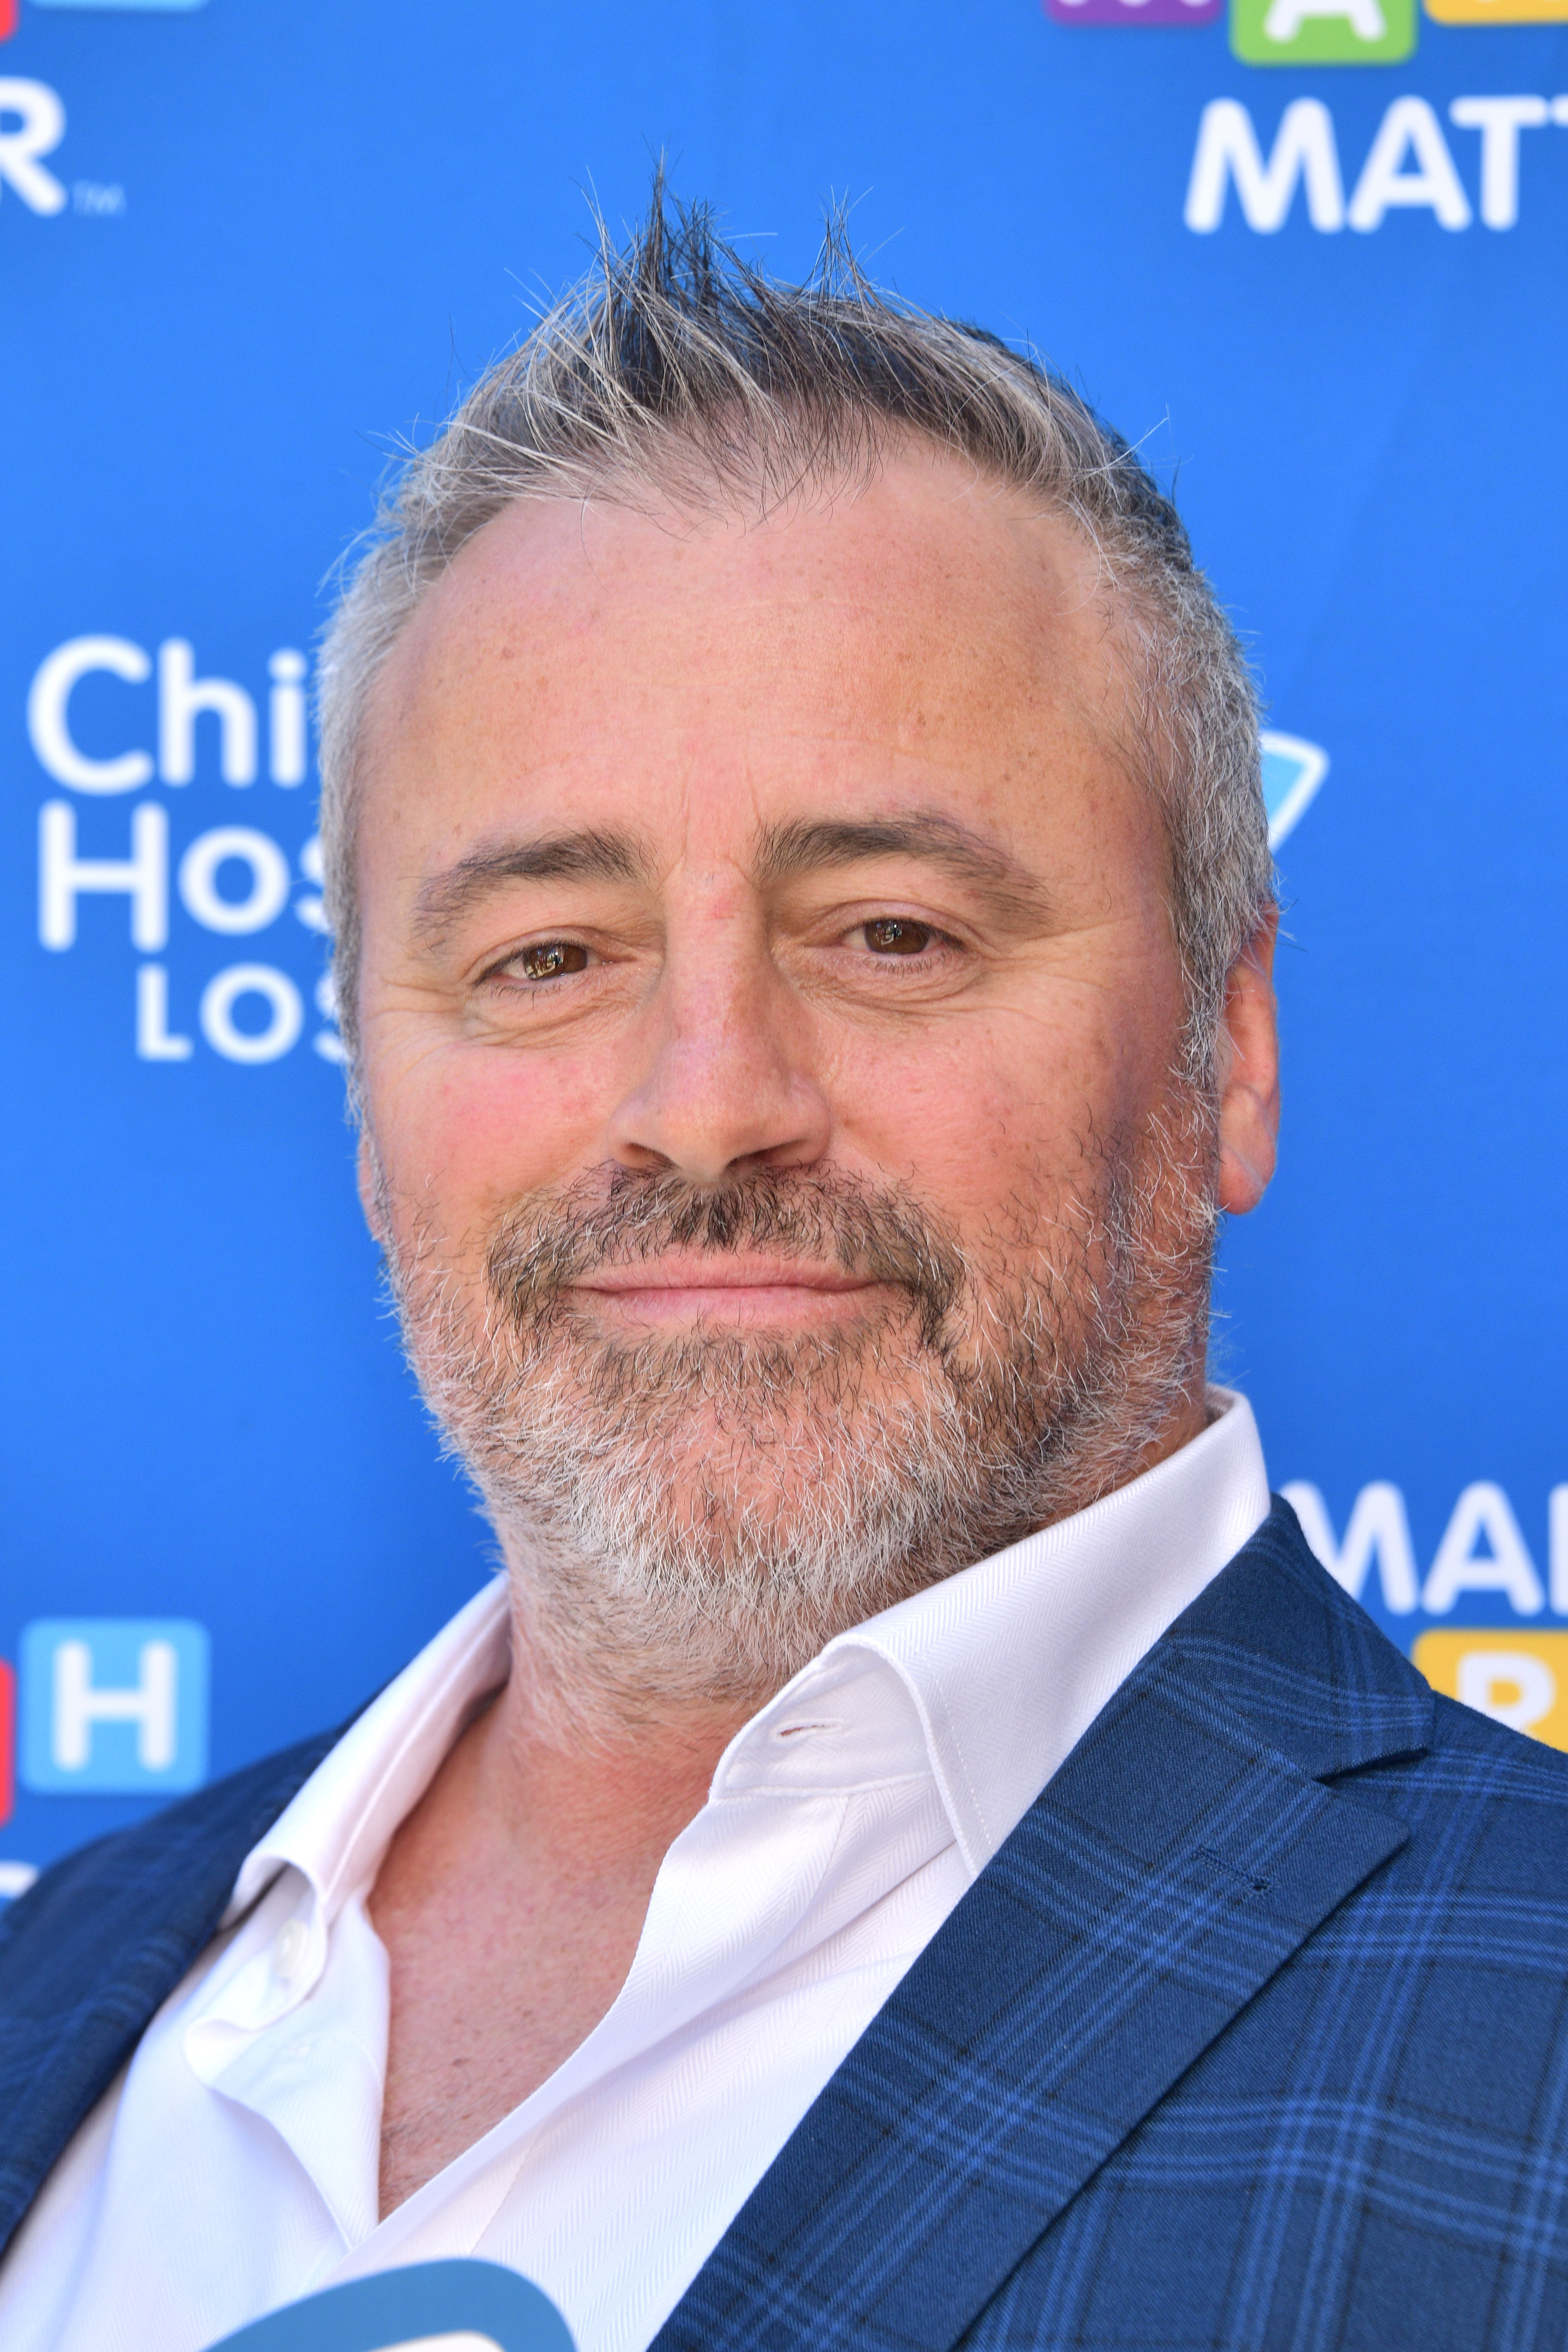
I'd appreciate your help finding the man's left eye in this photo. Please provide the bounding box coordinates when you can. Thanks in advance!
[863,919,934,956]
[513,941,588,981]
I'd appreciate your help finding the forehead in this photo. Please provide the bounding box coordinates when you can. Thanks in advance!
[360,444,1137,863]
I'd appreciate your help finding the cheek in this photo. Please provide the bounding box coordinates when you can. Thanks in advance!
[831,998,1165,1214]
[366,1036,616,1225]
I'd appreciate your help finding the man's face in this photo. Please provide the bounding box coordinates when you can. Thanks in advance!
[353,446,1260,1696]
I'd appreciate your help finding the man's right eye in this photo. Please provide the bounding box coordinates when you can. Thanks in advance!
[511,942,589,982]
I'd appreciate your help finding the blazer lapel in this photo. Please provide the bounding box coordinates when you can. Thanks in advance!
[656,1502,1431,2352]
[0,1724,343,2258]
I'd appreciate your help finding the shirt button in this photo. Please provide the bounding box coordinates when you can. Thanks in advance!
[272,1919,310,1985]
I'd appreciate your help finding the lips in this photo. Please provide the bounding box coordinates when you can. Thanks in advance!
[568,1256,885,1326]
[573,1256,876,1297]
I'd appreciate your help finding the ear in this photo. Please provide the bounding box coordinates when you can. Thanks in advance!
[356,1126,386,1242]
[1215,910,1281,1217]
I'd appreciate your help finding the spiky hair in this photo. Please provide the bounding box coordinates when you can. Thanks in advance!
[316,183,1270,1087]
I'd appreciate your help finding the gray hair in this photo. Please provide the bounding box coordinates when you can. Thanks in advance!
[316,189,1271,1088]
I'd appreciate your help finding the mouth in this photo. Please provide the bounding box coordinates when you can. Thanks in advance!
[568,1255,888,1330]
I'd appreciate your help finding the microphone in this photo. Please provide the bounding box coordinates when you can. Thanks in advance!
[201,2258,575,2352]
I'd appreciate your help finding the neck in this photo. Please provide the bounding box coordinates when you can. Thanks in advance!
[492,1538,777,1755]
[422,1614,753,1916]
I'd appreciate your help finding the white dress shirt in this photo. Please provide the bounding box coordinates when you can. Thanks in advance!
[0,1392,1270,2352]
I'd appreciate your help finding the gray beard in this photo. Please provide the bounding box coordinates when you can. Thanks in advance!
[379,1102,1218,1732]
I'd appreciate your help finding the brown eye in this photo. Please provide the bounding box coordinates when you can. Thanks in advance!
[515,941,588,981]
[864,918,933,957]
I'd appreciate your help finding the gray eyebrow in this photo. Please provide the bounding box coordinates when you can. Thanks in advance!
[412,808,1052,949]
[754,812,1052,922]
[413,826,653,944]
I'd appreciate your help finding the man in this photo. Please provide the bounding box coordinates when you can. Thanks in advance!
[2,195,1566,2352]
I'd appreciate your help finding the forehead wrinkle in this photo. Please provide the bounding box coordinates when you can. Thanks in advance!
[752,810,1054,925]
[411,825,656,950]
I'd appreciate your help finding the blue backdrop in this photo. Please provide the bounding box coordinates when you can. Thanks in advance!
[5,0,1567,1890]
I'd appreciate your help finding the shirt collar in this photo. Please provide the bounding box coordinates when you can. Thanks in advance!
[221,1580,510,1930]
[224,1387,1269,1925]
[712,1387,1270,1876]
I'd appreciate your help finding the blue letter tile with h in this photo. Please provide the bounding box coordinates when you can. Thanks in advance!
[20,1619,209,1794]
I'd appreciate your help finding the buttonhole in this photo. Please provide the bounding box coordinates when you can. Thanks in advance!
[1196,1846,1273,1896]
[777,1721,836,1739]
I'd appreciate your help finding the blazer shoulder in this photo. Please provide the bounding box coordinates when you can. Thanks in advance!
[0,1709,370,2261]
[1426,1682,1568,1794]
[1165,1497,1433,1778]
[1318,1682,1568,1943]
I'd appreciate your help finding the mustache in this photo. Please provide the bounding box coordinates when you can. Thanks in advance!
[483,1164,967,1349]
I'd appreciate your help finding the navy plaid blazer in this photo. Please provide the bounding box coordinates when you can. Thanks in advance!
[4,1499,1568,2349]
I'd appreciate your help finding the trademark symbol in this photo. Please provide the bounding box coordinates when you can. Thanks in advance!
[72,181,126,218]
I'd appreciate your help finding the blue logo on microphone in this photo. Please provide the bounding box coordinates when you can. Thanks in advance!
[203,2259,575,2352]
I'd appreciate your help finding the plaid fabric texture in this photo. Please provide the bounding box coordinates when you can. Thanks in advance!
[654,1505,1568,2351]
[4,1506,1568,2351]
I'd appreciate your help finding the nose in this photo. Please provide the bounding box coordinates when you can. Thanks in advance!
[604,927,832,1186]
